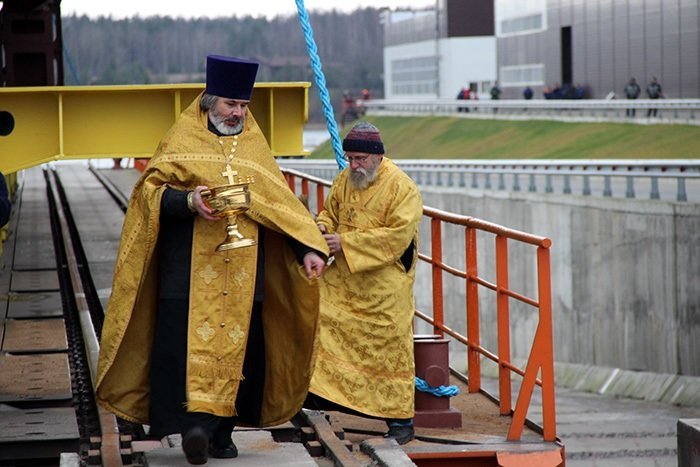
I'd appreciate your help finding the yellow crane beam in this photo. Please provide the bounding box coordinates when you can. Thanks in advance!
[0,82,310,174]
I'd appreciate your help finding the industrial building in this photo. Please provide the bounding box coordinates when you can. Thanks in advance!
[382,0,497,100]
[496,0,700,99]
[382,0,699,100]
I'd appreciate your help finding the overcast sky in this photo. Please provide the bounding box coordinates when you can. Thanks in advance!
[60,0,435,19]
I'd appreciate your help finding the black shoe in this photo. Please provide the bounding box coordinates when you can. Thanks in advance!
[209,438,238,459]
[384,424,415,445]
[182,426,209,465]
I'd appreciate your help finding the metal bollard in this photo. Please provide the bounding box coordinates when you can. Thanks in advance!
[413,335,462,428]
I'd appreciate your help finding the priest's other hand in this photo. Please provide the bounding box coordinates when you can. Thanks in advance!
[323,233,342,255]
[193,185,219,221]
[303,252,326,279]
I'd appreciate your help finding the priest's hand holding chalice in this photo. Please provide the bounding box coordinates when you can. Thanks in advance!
[192,164,256,251]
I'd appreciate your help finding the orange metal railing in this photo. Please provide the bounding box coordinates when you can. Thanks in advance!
[282,167,557,443]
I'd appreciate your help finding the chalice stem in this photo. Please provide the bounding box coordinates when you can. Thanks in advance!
[226,214,245,240]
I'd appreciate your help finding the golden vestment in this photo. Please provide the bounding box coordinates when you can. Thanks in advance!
[311,158,422,419]
[95,95,328,427]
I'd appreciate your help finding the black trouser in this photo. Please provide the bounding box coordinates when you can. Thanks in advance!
[149,300,266,440]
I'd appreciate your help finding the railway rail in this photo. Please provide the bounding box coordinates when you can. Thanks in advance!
[0,164,563,466]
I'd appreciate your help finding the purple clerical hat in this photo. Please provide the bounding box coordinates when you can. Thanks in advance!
[205,55,259,100]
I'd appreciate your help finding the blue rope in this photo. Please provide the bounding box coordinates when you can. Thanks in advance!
[63,46,81,85]
[295,0,346,170]
[415,376,460,397]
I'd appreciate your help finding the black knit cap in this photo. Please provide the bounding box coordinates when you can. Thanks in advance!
[342,122,384,154]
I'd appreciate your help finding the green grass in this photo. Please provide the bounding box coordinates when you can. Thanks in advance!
[310,116,700,159]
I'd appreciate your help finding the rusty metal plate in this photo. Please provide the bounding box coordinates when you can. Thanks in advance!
[0,353,72,402]
[10,270,60,292]
[2,318,67,353]
[7,291,63,319]
[0,407,79,461]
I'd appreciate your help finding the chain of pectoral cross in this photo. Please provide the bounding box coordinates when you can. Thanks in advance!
[219,135,254,186]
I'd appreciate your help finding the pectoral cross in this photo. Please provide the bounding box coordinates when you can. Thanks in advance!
[222,165,238,185]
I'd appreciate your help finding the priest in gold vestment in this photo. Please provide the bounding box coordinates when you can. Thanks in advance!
[95,55,328,465]
[305,122,423,445]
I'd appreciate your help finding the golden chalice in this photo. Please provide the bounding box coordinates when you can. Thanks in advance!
[200,175,256,251]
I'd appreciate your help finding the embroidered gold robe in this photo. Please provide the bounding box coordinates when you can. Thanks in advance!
[95,94,329,427]
[311,158,422,419]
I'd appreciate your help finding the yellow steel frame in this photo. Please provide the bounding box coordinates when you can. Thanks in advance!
[0,82,310,174]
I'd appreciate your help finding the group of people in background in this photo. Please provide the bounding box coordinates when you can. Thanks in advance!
[624,76,664,117]
[456,77,664,114]
[456,81,585,102]
[456,85,477,112]
[341,88,371,127]
[543,83,586,99]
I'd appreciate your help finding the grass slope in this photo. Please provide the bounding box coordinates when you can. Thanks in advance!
[310,116,700,159]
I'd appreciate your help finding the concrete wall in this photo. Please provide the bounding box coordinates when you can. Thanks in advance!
[414,187,700,377]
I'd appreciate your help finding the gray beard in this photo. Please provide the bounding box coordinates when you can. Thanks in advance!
[349,166,378,190]
[209,112,245,136]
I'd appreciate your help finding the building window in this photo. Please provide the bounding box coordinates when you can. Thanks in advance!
[500,64,544,87]
[391,56,437,95]
[500,13,543,36]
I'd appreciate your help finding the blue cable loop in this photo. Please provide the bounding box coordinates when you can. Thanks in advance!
[415,376,460,397]
[295,0,346,170]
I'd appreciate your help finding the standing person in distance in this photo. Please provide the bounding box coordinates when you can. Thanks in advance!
[624,77,641,117]
[646,76,663,117]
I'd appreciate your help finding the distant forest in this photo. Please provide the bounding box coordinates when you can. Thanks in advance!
[62,9,384,122]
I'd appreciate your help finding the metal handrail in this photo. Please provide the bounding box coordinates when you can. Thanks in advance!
[282,167,557,442]
[364,98,700,111]
[360,98,700,125]
[280,160,700,202]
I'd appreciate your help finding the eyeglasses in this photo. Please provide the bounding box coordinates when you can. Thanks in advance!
[343,154,373,163]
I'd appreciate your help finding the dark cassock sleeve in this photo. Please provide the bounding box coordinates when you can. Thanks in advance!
[286,236,324,265]
[158,188,195,299]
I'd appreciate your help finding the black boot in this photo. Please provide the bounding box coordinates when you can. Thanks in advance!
[384,421,415,445]
[182,426,209,465]
[210,431,238,459]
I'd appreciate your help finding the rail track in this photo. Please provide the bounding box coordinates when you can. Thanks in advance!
[0,165,141,466]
